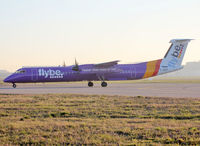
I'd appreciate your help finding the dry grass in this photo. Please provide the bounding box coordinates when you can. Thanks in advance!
[0,94,200,145]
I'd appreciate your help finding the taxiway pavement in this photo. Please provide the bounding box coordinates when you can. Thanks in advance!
[0,82,200,98]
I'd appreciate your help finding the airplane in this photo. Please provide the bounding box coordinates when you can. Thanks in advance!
[4,39,192,88]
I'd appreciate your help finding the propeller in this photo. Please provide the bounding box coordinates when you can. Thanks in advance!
[72,58,80,71]
[63,61,66,67]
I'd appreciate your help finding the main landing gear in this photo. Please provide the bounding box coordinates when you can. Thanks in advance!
[101,81,107,87]
[12,83,16,88]
[88,81,94,87]
[87,81,108,87]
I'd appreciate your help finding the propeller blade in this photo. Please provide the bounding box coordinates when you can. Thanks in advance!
[75,58,78,66]
[72,58,80,71]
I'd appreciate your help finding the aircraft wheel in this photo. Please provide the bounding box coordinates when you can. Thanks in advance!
[101,82,107,87]
[12,83,16,88]
[88,81,94,87]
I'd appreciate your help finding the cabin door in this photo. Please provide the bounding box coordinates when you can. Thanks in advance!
[31,69,38,81]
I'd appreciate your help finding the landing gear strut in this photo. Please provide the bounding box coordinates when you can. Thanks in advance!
[12,83,16,88]
[97,75,108,87]
[88,81,94,87]
[101,81,107,87]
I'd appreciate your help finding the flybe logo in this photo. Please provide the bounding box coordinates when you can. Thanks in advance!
[38,69,64,79]
[168,44,184,68]
[171,44,184,58]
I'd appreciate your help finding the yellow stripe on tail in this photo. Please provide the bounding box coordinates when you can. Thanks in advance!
[143,60,158,78]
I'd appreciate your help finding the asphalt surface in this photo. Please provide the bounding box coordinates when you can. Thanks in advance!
[0,82,200,98]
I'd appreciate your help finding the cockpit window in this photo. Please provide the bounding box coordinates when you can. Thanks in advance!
[15,70,26,74]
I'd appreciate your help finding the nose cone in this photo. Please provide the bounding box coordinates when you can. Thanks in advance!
[4,76,13,83]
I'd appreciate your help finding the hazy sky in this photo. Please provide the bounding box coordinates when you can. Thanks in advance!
[0,0,200,72]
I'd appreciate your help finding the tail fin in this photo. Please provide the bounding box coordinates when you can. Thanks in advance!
[158,39,193,75]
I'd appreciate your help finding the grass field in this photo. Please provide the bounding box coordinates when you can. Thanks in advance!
[0,94,200,145]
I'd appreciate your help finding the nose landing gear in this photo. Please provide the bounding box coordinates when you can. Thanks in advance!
[12,83,16,88]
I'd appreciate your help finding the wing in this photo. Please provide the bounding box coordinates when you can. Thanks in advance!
[94,60,120,68]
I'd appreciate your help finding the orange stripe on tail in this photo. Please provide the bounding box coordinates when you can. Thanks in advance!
[143,59,162,78]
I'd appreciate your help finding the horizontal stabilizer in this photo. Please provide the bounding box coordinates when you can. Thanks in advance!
[169,39,193,43]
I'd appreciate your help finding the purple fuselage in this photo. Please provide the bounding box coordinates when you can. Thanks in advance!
[4,59,162,83]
